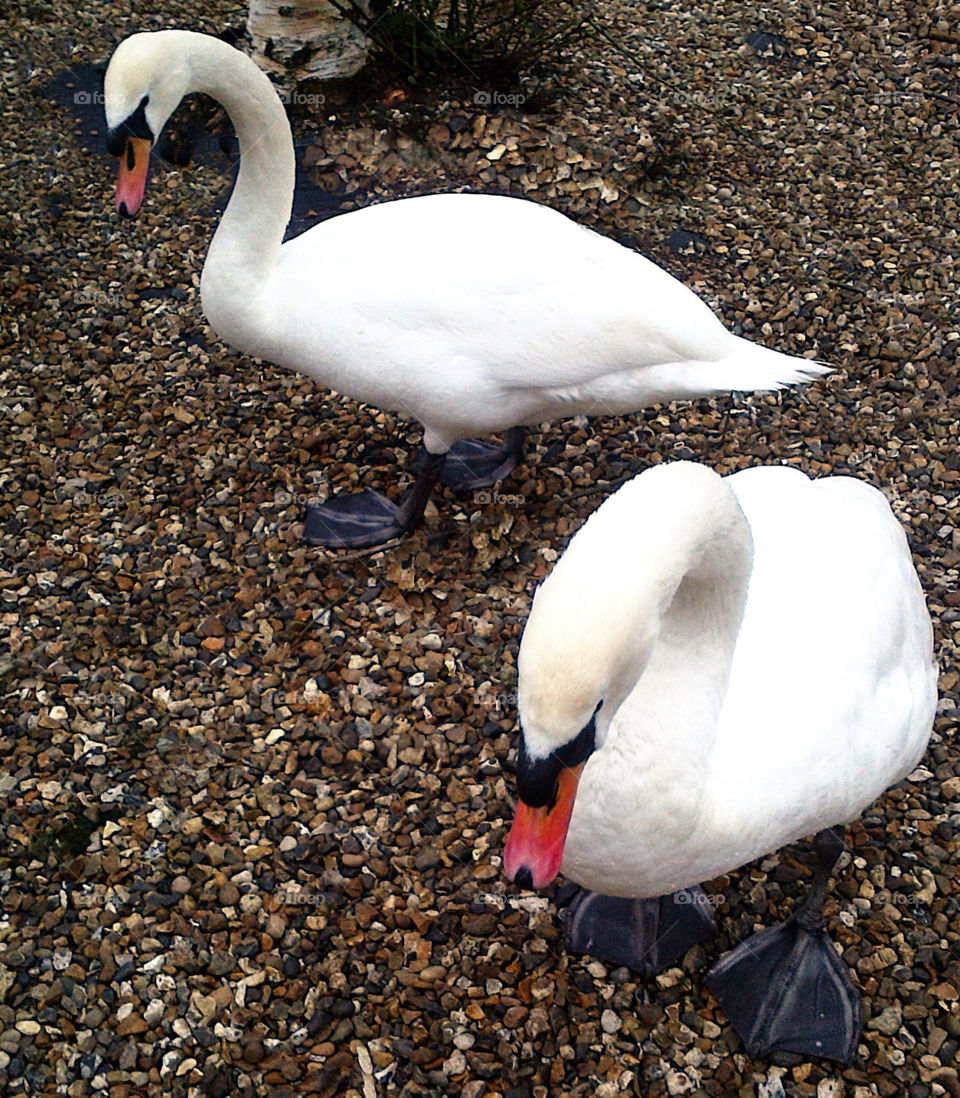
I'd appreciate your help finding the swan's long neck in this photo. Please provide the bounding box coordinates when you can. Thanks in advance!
[600,518,751,821]
[182,37,295,337]
[520,465,754,825]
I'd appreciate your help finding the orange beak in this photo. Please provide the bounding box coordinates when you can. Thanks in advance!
[503,762,584,889]
[116,137,151,218]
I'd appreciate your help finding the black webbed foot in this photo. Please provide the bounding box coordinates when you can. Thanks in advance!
[424,427,525,491]
[303,489,410,549]
[704,914,861,1063]
[705,826,861,1064]
[562,886,718,977]
[304,452,445,549]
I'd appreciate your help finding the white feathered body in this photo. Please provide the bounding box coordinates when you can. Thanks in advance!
[553,466,937,897]
[246,194,822,451]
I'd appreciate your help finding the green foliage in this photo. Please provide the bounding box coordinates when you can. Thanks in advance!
[327,0,586,81]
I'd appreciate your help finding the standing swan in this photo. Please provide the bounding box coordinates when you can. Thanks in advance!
[104,31,828,549]
[503,461,937,1062]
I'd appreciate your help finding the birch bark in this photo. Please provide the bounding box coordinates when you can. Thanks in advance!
[247,0,371,82]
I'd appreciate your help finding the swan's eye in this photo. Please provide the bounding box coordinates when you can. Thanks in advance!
[106,95,153,157]
[517,751,561,808]
[554,712,598,768]
[516,706,599,807]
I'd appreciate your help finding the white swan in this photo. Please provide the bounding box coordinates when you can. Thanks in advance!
[503,460,937,1062]
[104,30,828,549]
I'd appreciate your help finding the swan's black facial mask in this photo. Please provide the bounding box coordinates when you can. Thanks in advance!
[107,96,155,219]
[106,95,153,156]
[517,703,600,809]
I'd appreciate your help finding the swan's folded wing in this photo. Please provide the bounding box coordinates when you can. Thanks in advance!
[276,193,747,389]
[707,470,936,843]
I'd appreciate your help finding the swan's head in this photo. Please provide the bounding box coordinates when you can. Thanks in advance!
[503,477,664,890]
[104,32,193,217]
[502,573,659,890]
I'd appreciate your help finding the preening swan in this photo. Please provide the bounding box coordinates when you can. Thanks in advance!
[104,30,828,548]
[503,461,937,1062]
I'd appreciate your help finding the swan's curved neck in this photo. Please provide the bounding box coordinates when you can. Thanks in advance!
[610,518,750,763]
[521,467,754,805]
[183,37,295,317]
[556,480,757,890]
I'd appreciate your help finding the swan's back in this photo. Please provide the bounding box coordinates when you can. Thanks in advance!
[705,467,936,851]
[267,193,823,442]
[272,192,733,378]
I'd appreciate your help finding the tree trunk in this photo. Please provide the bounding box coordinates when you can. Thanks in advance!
[247,0,371,83]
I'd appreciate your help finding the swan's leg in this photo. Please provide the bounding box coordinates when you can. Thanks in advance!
[704,826,862,1065]
[561,886,717,977]
[303,452,445,549]
[425,427,526,492]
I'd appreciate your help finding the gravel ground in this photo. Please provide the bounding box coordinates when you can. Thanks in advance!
[2,0,959,1095]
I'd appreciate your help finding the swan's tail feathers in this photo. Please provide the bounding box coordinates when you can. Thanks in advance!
[716,336,832,394]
